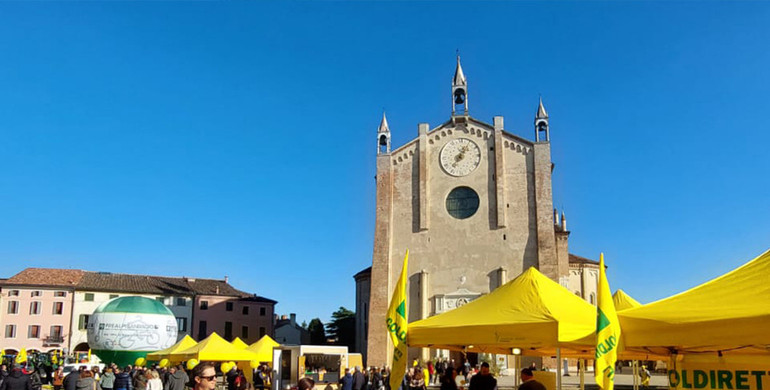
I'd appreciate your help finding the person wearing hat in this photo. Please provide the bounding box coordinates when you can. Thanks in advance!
[467,363,495,390]
[518,369,545,390]
[0,364,32,390]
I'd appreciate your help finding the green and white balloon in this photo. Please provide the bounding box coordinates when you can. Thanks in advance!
[87,296,178,366]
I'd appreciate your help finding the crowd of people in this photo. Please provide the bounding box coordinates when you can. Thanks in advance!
[0,361,274,390]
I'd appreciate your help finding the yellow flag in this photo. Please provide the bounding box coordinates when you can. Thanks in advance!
[87,348,92,362]
[386,250,409,390]
[16,348,27,364]
[595,253,621,390]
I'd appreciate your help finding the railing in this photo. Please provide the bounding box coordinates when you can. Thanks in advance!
[44,336,64,343]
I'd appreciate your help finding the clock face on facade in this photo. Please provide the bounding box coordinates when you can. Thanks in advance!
[439,138,481,177]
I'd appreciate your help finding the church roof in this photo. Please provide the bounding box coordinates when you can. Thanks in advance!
[453,56,467,86]
[569,254,600,266]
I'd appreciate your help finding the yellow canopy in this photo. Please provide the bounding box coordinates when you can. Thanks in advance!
[247,335,280,363]
[613,289,642,311]
[619,248,770,354]
[171,332,260,362]
[146,335,198,362]
[231,337,249,349]
[408,267,596,355]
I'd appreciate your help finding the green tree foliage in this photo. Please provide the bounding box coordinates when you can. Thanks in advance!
[326,307,356,349]
[308,318,327,345]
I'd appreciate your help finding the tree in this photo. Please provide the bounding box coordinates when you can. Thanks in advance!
[308,318,326,345]
[326,307,356,349]
[301,320,308,329]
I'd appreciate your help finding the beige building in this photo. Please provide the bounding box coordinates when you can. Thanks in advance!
[354,58,599,367]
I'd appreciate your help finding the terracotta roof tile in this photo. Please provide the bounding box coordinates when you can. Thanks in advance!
[1,268,274,303]
[569,253,600,265]
[3,268,85,287]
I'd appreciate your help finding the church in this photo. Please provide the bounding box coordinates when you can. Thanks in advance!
[354,57,600,367]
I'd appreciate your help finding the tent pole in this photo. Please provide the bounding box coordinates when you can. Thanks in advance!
[579,359,584,390]
[633,360,638,390]
[556,348,562,390]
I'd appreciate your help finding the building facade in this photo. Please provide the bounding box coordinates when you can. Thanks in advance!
[192,293,275,344]
[356,58,598,366]
[274,314,310,345]
[0,268,277,354]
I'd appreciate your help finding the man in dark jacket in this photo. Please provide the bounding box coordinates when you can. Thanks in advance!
[63,367,81,390]
[1,366,32,390]
[113,367,133,390]
[339,369,353,390]
[225,366,237,390]
[352,367,366,390]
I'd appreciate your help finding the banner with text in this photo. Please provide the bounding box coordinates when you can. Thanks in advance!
[669,354,770,390]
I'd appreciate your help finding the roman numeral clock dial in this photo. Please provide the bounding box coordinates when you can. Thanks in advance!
[439,138,481,177]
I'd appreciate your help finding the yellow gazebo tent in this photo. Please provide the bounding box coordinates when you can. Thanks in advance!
[619,248,770,355]
[247,335,280,363]
[146,335,198,362]
[613,289,642,311]
[231,337,249,349]
[408,267,596,356]
[171,332,260,362]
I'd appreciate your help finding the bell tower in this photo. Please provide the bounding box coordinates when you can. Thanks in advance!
[377,112,391,155]
[452,56,468,116]
[535,97,550,142]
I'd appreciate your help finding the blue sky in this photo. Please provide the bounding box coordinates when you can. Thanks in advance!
[1,2,769,324]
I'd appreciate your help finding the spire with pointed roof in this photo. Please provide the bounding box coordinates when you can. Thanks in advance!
[452,55,468,116]
[378,111,390,134]
[453,55,467,86]
[534,97,550,142]
[536,97,548,119]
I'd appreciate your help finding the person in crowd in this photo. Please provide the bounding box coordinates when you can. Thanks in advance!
[370,367,382,390]
[640,365,650,389]
[408,367,425,390]
[440,368,457,390]
[163,366,187,390]
[225,365,238,390]
[113,367,132,390]
[190,364,216,390]
[297,378,314,390]
[339,368,353,390]
[53,367,65,390]
[259,366,271,390]
[0,365,31,390]
[426,363,434,386]
[64,367,84,390]
[26,366,42,390]
[91,367,101,384]
[467,363,494,390]
[132,368,147,390]
[352,367,366,390]
[251,366,264,390]
[235,369,251,390]
[145,371,161,390]
[76,370,95,390]
[380,368,389,390]
[1,364,9,389]
[100,367,114,390]
[518,369,544,390]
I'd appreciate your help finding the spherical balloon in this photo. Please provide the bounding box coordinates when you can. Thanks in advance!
[87,296,179,366]
[135,357,146,367]
[249,360,260,369]
[187,359,200,370]
[159,359,170,368]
